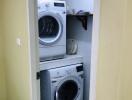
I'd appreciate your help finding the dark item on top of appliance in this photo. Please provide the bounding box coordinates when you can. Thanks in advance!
[76,10,89,30]
[67,10,90,30]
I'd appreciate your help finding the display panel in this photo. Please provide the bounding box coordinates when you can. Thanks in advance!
[54,3,64,7]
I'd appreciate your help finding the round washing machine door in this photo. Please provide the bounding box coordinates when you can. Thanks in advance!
[55,76,82,100]
[38,12,63,45]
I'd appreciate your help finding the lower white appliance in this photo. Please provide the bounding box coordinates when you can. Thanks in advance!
[40,56,84,100]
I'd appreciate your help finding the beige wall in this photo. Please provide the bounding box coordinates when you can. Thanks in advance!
[2,0,31,100]
[120,1,132,100]
[96,0,132,100]
[0,0,7,100]
[0,23,7,100]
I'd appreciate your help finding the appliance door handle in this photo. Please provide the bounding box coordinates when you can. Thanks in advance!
[55,90,59,100]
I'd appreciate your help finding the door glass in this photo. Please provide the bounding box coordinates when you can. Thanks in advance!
[57,80,78,100]
[39,16,59,38]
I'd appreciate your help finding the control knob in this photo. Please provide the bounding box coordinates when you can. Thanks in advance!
[45,3,50,7]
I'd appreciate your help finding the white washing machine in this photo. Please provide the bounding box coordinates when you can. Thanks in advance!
[38,0,66,61]
[40,63,84,100]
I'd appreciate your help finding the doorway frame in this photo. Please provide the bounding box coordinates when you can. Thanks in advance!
[26,0,100,100]
[89,0,100,100]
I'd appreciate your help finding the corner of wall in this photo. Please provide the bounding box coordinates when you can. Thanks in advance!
[0,0,7,100]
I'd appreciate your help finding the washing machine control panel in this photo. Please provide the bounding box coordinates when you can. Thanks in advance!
[49,64,83,79]
[50,68,65,79]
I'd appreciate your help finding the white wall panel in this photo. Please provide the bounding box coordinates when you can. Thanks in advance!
[66,0,94,14]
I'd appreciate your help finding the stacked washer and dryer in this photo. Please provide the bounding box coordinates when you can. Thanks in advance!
[38,0,84,100]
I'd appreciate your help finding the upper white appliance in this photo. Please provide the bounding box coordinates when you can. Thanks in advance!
[40,63,84,100]
[38,0,66,61]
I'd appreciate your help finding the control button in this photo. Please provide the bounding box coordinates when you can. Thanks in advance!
[63,11,66,14]
[57,72,60,75]
[66,70,71,74]
[45,3,50,7]
[38,6,41,9]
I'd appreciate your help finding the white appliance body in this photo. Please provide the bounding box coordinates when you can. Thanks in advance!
[38,0,66,61]
[40,55,83,70]
[40,63,84,100]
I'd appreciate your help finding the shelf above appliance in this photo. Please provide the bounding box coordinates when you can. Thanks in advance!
[67,12,91,30]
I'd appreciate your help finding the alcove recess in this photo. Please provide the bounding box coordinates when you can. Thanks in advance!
[66,13,93,100]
